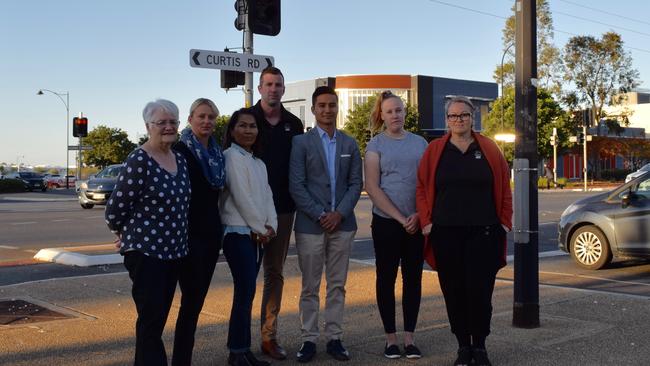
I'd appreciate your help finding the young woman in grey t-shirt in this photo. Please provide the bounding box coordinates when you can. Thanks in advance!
[364,91,428,359]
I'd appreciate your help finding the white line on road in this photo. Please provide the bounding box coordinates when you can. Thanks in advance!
[52,219,72,222]
[0,245,20,250]
[85,215,104,219]
[538,270,650,287]
[10,221,37,225]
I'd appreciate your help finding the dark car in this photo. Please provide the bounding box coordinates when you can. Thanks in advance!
[77,164,122,209]
[558,171,650,269]
[11,172,47,192]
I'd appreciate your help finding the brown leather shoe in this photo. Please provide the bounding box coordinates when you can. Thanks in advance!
[261,339,287,360]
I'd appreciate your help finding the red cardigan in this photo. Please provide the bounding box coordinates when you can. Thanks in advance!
[415,132,513,270]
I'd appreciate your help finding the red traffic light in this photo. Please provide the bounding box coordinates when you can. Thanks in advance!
[73,117,88,137]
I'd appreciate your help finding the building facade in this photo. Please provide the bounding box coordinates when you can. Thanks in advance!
[283,74,498,135]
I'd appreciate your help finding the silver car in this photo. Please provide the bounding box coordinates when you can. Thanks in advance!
[625,163,650,183]
[558,171,650,269]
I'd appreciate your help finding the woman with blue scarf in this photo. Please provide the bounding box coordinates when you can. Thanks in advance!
[171,98,226,366]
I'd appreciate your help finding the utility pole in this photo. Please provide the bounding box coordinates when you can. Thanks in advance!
[552,127,558,186]
[583,123,588,191]
[512,0,540,328]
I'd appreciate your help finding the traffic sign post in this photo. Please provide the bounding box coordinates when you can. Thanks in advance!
[189,49,273,73]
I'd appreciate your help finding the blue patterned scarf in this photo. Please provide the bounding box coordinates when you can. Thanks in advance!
[179,127,225,189]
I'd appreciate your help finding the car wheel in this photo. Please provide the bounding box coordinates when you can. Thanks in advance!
[80,203,94,209]
[570,225,612,270]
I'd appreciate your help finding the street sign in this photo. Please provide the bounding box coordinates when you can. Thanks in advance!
[68,145,93,151]
[189,49,274,73]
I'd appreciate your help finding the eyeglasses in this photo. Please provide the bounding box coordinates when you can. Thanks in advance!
[149,119,180,127]
[381,90,393,98]
[446,113,472,122]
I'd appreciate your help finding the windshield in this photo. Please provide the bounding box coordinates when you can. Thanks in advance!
[19,172,40,178]
[96,165,122,178]
[640,163,650,172]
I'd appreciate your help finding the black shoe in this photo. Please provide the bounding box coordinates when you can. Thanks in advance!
[296,341,317,363]
[404,343,422,359]
[227,351,270,366]
[453,346,472,366]
[472,348,492,366]
[326,339,350,361]
[383,343,401,359]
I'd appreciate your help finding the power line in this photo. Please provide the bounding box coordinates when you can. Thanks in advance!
[557,0,650,27]
[554,10,650,38]
[427,0,650,54]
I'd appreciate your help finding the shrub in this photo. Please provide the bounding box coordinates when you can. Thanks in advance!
[0,179,26,193]
[600,169,630,181]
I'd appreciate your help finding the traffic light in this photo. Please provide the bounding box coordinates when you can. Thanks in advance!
[221,70,245,89]
[73,117,88,137]
[248,0,281,36]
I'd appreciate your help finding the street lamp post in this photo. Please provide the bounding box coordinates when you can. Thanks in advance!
[37,89,70,188]
[500,42,515,134]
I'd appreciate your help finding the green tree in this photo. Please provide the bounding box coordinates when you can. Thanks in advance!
[82,125,137,168]
[342,96,420,154]
[562,32,640,125]
[495,0,562,94]
[484,87,567,162]
[212,115,230,147]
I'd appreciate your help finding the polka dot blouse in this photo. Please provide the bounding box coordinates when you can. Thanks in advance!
[105,148,191,260]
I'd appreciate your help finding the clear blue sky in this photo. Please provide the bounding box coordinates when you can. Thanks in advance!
[2,0,649,167]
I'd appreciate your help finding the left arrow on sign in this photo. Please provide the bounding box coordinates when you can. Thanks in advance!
[192,51,201,66]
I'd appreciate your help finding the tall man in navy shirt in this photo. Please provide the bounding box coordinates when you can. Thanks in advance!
[251,66,304,360]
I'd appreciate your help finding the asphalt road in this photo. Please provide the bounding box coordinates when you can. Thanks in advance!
[2,188,649,298]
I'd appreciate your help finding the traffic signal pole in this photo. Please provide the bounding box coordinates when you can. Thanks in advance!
[513,0,540,328]
[244,10,254,107]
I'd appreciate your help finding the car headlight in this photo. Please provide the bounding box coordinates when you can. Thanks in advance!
[79,182,88,190]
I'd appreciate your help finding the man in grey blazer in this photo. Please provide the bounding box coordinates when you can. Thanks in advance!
[289,86,362,363]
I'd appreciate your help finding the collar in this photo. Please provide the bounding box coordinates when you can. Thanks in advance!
[230,143,253,157]
[316,126,337,141]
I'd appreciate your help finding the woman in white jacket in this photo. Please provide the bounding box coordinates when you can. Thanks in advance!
[219,108,277,366]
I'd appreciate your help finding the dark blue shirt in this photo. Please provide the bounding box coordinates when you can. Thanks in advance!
[105,148,191,260]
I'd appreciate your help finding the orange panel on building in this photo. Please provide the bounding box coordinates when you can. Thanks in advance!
[335,75,412,89]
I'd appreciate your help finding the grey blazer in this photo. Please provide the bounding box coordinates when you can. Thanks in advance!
[289,127,362,234]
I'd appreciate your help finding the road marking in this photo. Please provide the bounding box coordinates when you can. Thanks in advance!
[52,219,72,222]
[0,245,20,250]
[10,221,37,225]
[85,215,104,219]
[538,270,650,287]
[506,250,567,262]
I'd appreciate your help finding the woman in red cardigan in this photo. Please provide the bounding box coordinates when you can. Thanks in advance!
[416,96,512,366]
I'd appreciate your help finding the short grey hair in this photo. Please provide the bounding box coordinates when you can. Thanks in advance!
[142,99,179,123]
[444,96,475,116]
[189,98,219,118]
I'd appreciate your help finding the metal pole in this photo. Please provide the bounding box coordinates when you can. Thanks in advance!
[66,93,70,188]
[244,11,254,107]
[513,0,540,328]
[501,43,514,133]
[583,124,588,191]
[553,127,558,186]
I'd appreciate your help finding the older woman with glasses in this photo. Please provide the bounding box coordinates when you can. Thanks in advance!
[416,96,512,366]
[106,99,191,365]
[365,91,428,360]
[171,98,226,366]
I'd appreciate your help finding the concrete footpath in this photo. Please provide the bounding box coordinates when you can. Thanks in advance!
[1,256,648,366]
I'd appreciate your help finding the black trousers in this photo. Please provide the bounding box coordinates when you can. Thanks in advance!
[124,251,181,366]
[430,224,504,337]
[172,238,221,366]
[371,214,424,333]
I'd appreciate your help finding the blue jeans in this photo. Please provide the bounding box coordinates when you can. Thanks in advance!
[223,233,263,353]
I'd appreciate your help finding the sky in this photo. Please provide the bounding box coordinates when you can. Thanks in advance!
[2,0,650,167]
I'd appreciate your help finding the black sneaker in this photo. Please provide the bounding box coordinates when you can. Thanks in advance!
[453,346,472,366]
[383,343,401,359]
[296,341,317,363]
[404,343,422,359]
[472,348,492,366]
[326,339,350,361]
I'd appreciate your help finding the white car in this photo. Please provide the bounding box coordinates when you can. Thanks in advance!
[625,163,650,183]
